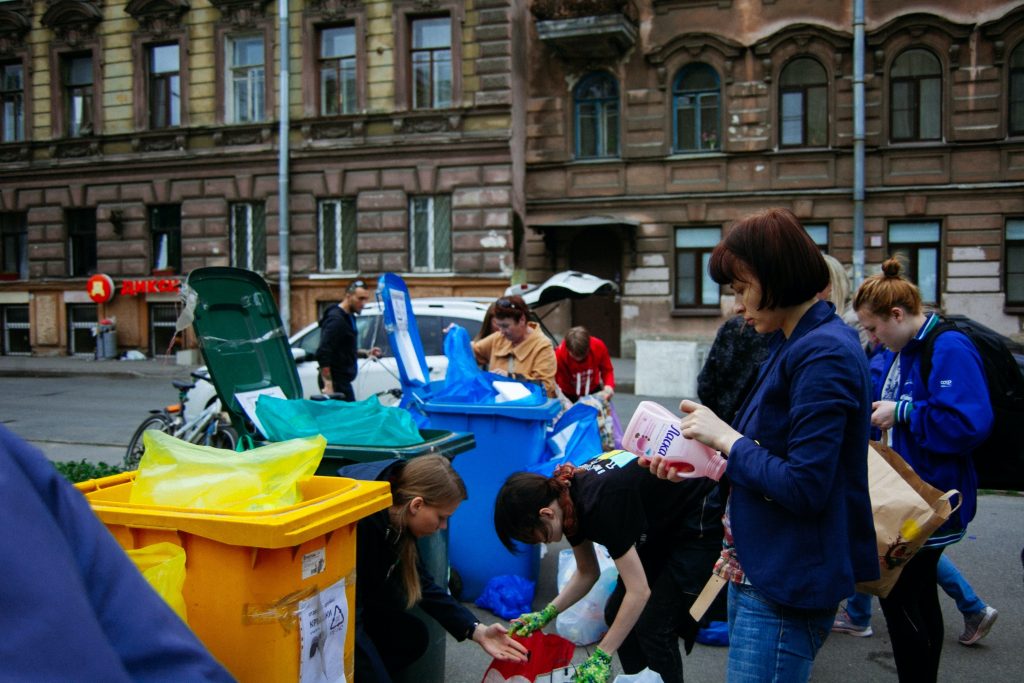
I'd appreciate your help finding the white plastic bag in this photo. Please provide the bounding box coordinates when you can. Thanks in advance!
[614,669,665,683]
[555,545,618,645]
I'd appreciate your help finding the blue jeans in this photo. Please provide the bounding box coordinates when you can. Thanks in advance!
[935,555,985,615]
[845,591,873,627]
[727,582,836,683]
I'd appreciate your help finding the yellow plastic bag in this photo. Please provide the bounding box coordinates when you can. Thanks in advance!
[126,542,188,623]
[129,431,326,511]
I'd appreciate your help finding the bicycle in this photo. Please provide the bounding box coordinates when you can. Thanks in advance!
[124,370,239,468]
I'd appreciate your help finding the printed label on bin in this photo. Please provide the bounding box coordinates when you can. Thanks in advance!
[302,548,326,580]
[299,578,348,683]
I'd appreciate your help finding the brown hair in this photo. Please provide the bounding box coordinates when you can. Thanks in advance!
[492,294,529,322]
[564,326,591,358]
[853,256,923,319]
[476,302,498,342]
[708,207,828,309]
[494,465,577,552]
[389,455,467,608]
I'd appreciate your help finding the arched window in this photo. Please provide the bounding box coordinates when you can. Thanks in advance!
[779,57,827,147]
[890,48,941,142]
[574,72,619,158]
[672,63,720,152]
[1010,42,1024,136]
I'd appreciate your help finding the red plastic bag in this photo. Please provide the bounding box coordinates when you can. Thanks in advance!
[481,631,575,683]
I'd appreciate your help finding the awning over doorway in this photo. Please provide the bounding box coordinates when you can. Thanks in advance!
[528,215,640,269]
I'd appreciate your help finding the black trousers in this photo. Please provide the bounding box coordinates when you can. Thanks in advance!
[604,535,721,683]
[354,608,429,683]
[879,546,945,683]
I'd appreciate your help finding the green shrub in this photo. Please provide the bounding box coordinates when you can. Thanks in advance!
[54,459,124,484]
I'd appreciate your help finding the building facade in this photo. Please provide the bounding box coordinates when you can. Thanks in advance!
[0,0,524,356]
[3,0,1024,360]
[523,0,1024,356]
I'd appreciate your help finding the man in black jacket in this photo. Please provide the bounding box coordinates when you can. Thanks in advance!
[316,279,380,401]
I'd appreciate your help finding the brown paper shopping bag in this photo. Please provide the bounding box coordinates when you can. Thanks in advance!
[855,435,960,598]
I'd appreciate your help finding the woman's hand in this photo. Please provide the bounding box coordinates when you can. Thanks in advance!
[679,399,741,455]
[572,648,612,682]
[472,623,529,662]
[871,400,897,430]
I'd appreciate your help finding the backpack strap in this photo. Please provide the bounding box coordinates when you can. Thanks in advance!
[918,317,959,385]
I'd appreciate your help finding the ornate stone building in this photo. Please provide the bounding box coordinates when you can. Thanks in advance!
[522,0,1024,356]
[0,0,524,356]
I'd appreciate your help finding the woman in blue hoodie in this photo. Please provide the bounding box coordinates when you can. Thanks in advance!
[853,257,993,682]
[646,208,877,682]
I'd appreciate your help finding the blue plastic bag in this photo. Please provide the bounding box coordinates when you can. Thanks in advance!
[431,325,544,406]
[696,620,729,646]
[474,574,536,620]
[529,403,604,474]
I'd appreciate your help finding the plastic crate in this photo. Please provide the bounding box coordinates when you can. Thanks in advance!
[76,472,390,683]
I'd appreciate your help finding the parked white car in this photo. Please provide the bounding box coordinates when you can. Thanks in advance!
[185,271,617,412]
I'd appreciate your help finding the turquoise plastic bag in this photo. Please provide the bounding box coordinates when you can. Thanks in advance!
[255,395,424,446]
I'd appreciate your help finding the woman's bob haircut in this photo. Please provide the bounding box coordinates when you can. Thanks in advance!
[709,208,829,310]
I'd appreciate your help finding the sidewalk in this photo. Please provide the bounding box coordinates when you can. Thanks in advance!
[0,353,638,392]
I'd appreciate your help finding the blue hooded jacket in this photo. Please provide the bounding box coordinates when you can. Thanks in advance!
[869,314,993,545]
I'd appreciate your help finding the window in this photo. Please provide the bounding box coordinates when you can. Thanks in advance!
[411,16,452,109]
[320,26,357,115]
[672,63,720,152]
[674,227,720,307]
[1,61,24,142]
[803,223,829,252]
[226,35,265,123]
[1,304,30,355]
[891,49,941,142]
[409,195,451,272]
[1010,43,1024,137]
[1005,219,1024,306]
[574,72,619,159]
[888,221,940,304]
[230,202,266,271]
[150,204,181,273]
[66,208,97,277]
[149,303,179,357]
[1,212,27,280]
[67,303,97,356]
[318,198,357,272]
[149,44,181,128]
[63,54,93,137]
[780,57,828,147]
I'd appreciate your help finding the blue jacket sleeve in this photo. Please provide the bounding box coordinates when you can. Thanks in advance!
[0,425,234,682]
[906,333,994,455]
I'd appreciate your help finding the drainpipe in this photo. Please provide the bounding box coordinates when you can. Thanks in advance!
[277,0,291,331]
[852,0,866,287]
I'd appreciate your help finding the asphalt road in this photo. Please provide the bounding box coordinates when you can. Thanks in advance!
[2,376,1021,682]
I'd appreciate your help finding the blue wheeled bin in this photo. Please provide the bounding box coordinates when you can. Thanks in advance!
[420,396,561,601]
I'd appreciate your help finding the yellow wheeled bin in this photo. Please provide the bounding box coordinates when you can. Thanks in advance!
[75,471,391,683]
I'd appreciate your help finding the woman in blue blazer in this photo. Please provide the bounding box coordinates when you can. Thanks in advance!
[645,208,877,682]
[854,257,993,682]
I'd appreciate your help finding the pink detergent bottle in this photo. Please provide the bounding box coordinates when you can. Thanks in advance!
[622,401,727,481]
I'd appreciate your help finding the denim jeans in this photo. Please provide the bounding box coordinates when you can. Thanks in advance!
[936,555,985,615]
[845,591,873,627]
[727,582,836,683]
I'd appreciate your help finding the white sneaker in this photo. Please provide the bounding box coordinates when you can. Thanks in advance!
[958,605,997,646]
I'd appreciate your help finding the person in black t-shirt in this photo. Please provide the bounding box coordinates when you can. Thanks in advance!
[315,279,381,401]
[494,452,723,683]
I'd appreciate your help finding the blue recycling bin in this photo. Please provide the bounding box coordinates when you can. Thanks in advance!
[421,392,561,601]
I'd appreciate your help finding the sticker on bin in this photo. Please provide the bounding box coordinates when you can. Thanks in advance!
[302,548,327,580]
[299,578,349,683]
[235,385,288,438]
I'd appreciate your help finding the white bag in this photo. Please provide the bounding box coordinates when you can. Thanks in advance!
[555,545,618,645]
[614,668,665,683]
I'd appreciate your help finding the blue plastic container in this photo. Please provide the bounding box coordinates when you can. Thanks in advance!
[421,392,561,601]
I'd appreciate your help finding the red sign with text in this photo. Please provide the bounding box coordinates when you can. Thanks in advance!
[86,274,115,303]
[85,274,182,301]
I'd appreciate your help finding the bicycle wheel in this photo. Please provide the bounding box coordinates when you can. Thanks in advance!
[208,422,239,451]
[124,413,173,469]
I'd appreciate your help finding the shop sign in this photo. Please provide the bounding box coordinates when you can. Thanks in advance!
[86,274,115,304]
[120,278,182,296]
